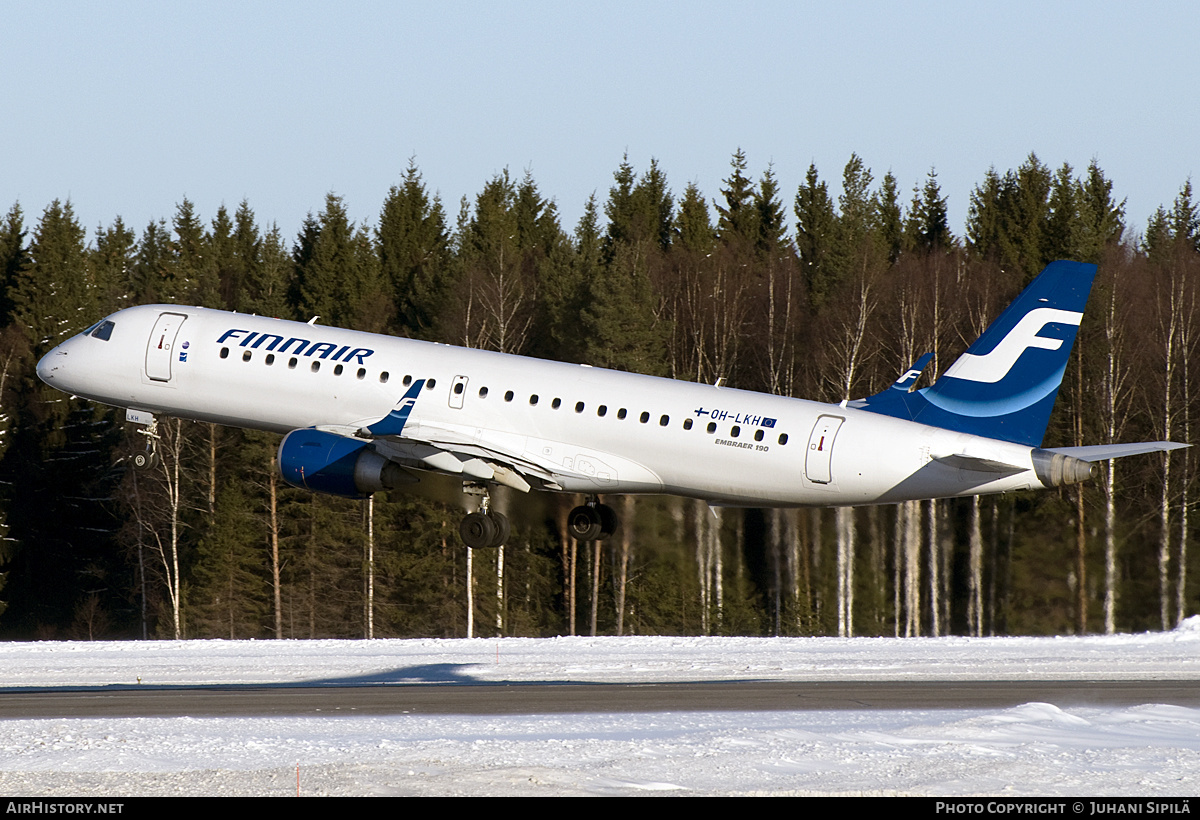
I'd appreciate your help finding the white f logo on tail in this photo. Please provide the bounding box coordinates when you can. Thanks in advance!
[943,308,1082,384]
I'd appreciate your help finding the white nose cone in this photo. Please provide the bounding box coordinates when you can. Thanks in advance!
[36,349,60,385]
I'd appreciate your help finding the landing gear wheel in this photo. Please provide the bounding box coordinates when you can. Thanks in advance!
[460,512,497,549]
[596,503,618,540]
[487,511,510,549]
[460,510,511,549]
[132,449,158,471]
[568,505,603,541]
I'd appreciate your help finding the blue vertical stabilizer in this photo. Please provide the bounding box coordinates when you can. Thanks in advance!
[853,261,1097,446]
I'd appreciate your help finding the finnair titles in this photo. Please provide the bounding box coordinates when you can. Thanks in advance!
[37,261,1185,548]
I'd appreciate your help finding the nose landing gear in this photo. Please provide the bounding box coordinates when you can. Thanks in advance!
[132,416,161,471]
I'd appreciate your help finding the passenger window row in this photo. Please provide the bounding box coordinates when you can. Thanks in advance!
[219,346,790,445]
[472,384,790,446]
[220,345,426,387]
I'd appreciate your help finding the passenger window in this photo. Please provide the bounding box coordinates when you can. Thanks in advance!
[707,422,716,434]
[454,382,464,395]
[265,354,275,365]
[427,378,436,389]
[288,358,298,369]
[731,426,740,438]
[311,361,320,373]
[552,398,562,409]
[334,364,344,376]
[597,405,607,417]
[778,433,789,445]
[505,390,514,402]
[380,372,389,383]
[575,402,585,413]
[639,412,649,423]
[403,375,412,386]
[617,408,627,420]
[659,415,669,427]
[220,348,230,359]
[683,418,693,430]
[479,387,489,398]
[754,429,764,442]
[242,351,252,362]
[530,394,539,405]
[357,368,366,380]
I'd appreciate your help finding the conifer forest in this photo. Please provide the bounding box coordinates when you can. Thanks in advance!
[1,151,1197,641]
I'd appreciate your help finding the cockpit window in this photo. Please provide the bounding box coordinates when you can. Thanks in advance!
[90,321,115,341]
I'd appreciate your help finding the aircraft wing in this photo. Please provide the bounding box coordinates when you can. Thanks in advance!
[349,376,663,494]
[367,426,555,493]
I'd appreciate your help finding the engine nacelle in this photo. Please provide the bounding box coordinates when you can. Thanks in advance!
[1031,448,1094,488]
[278,429,416,498]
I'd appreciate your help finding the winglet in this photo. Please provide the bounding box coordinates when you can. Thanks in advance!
[365,379,426,437]
[847,352,933,412]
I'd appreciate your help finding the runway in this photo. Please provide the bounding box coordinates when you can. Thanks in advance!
[2,634,1199,794]
[2,679,1198,719]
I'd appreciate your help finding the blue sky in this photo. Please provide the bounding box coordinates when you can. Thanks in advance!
[3,1,1196,244]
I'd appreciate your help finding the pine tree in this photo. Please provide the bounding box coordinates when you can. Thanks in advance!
[795,163,837,307]
[1077,159,1125,262]
[715,149,757,249]
[13,200,96,355]
[92,217,136,312]
[1170,180,1199,252]
[906,169,953,253]
[131,219,172,302]
[1045,162,1081,262]
[529,194,591,363]
[208,204,240,310]
[295,194,387,331]
[379,161,451,338]
[754,165,788,256]
[0,204,29,326]
[674,182,715,255]
[170,198,219,306]
[583,159,670,373]
[877,172,904,263]
[243,223,293,319]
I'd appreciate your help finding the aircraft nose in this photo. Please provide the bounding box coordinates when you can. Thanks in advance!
[36,347,64,385]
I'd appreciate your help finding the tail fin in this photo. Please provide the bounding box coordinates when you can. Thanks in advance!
[855,261,1097,446]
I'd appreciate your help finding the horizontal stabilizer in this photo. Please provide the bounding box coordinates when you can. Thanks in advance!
[1044,442,1190,462]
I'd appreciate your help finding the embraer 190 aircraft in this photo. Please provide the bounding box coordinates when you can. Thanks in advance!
[36,260,1184,548]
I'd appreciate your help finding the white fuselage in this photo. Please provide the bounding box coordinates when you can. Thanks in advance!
[37,304,1052,506]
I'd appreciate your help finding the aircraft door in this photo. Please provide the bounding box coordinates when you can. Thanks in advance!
[449,375,468,409]
[805,415,844,484]
[145,312,187,382]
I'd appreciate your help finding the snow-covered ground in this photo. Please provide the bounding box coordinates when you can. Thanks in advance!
[2,620,1199,796]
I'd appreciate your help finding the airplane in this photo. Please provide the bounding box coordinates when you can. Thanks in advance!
[36,260,1185,549]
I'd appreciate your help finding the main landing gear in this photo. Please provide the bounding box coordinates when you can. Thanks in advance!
[456,488,619,549]
[567,498,617,542]
[458,483,510,550]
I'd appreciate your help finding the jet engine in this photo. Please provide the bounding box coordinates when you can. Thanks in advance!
[278,429,416,498]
